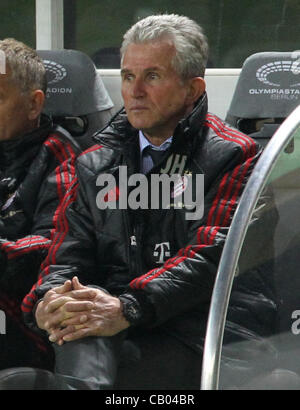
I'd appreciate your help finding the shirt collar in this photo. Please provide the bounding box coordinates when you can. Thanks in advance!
[139,130,173,154]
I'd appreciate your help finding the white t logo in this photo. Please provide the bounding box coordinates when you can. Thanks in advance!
[153,242,171,264]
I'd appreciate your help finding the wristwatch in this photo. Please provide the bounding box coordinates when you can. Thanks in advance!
[119,294,142,326]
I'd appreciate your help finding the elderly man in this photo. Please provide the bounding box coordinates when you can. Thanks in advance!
[20,15,274,390]
[0,38,80,370]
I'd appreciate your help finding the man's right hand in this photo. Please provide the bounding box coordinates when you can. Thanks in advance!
[35,278,95,339]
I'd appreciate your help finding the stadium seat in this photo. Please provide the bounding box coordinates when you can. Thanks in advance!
[0,367,58,390]
[226,51,300,146]
[223,52,300,388]
[37,49,114,150]
[91,46,121,69]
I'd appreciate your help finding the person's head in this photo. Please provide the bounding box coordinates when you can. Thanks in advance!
[0,38,47,141]
[121,14,208,80]
[120,14,208,143]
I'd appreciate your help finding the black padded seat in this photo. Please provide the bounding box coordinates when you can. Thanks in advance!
[0,367,58,390]
[37,49,114,150]
[226,51,300,147]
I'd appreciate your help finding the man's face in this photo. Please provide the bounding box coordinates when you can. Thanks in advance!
[121,40,196,141]
[0,71,33,141]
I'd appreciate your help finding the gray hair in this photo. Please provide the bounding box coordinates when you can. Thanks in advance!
[120,14,209,79]
[0,38,47,94]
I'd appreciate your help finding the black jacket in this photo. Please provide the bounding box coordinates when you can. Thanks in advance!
[0,115,80,367]
[24,95,276,359]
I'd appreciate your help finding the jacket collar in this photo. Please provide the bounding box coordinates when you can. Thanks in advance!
[94,91,208,149]
[170,92,208,154]
[93,93,208,174]
[176,91,208,137]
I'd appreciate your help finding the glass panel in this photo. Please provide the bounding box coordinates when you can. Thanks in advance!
[0,0,35,48]
[219,126,300,389]
[64,0,300,69]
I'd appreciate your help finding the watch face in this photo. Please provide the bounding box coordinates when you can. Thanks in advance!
[128,304,138,316]
[126,303,140,322]
[121,297,142,325]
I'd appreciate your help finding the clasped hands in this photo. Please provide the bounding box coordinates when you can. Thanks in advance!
[35,276,130,345]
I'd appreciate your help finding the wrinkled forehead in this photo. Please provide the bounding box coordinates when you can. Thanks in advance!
[121,40,176,69]
[122,37,175,59]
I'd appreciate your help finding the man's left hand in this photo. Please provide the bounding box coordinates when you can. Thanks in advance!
[48,277,130,344]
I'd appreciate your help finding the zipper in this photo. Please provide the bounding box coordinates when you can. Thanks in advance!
[130,235,137,246]
[132,211,144,277]
[123,209,138,279]
[123,207,145,280]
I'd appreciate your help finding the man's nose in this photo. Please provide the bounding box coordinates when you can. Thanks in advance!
[131,78,146,98]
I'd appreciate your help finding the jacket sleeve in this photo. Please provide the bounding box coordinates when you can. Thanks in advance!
[0,136,78,300]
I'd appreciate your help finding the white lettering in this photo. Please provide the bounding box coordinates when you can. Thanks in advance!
[96,174,117,209]
[118,166,128,209]
[128,173,148,210]
[153,242,171,264]
[184,174,205,221]
[291,310,300,335]
[47,87,72,94]
[249,88,300,96]
[160,154,174,174]
[150,173,182,210]
[95,168,205,220]
[169,154,187,175]
[105,394,139,407]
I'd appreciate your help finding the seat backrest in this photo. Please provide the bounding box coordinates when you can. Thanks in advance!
[91,47,120,69]
[226,51,300,147]
[37,49,114,150]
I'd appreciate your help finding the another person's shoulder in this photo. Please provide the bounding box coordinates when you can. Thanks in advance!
[75,142,108,176]
[42,124,81,163]
[203,112,260,159]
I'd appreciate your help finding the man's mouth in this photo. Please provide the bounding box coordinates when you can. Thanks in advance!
[130,106,148,111]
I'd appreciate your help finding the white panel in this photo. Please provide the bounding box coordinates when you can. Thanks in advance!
[36,0,64,49]
[99,69,241,120]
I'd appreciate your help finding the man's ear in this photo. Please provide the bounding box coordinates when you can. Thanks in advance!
[186,77,206,104]
[28,89,45,121]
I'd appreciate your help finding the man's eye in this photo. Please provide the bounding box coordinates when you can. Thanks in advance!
[148,72,159,80]
[122,74,134,82]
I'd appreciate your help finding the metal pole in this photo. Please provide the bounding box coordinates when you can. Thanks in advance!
[201,104,300,390]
